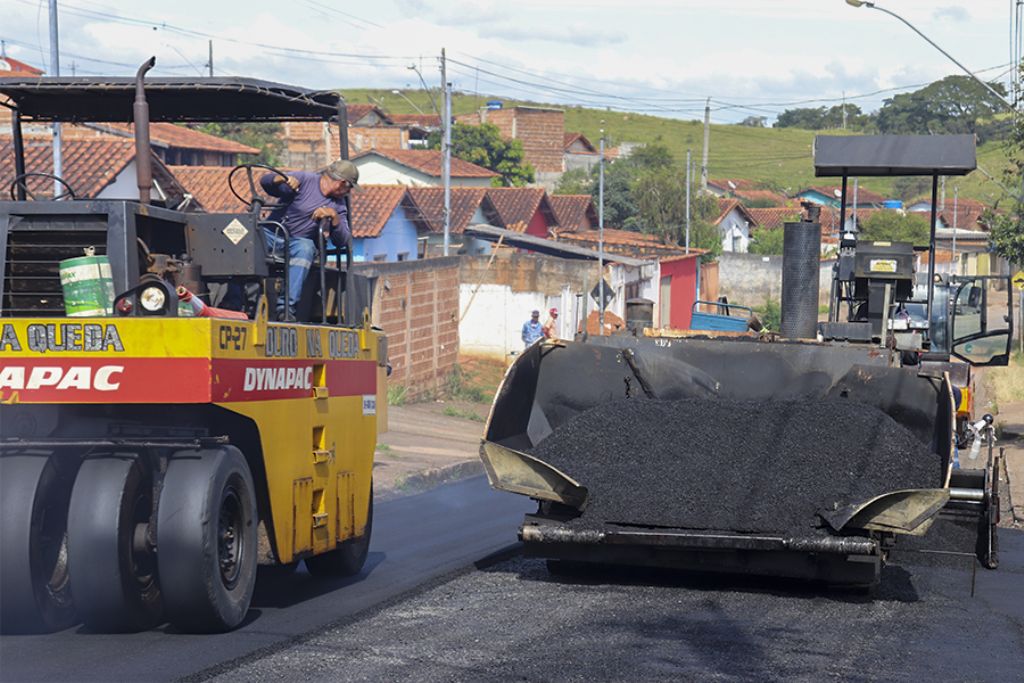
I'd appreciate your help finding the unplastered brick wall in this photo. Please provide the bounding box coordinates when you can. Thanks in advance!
[355,257,460,401]
[457,107,565,174]
[279,122,345,169]
[460,252,600,296]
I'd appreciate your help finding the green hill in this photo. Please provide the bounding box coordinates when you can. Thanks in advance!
[341,88,1014,206]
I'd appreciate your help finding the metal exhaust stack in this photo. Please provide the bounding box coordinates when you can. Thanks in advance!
[133,57,157,204]
[780,202,822,339]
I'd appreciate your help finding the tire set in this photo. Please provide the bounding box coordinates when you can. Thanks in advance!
[0,446,369,634]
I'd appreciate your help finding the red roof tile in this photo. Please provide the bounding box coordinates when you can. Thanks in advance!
[0,56,43,77]
[349,185,415,238]
[732,189,794,206]
[353,149,498,179]
[485,187,555,232]
[405,187,489,234]
[713,198,757,226]
[170,165,252,212]
[1,135,188,204]
[557,228,688,259]
[388,113,441,128]
[746,207,804,231]
[548,194,598,232]
[346,104,392,126]
[64,123,258,155]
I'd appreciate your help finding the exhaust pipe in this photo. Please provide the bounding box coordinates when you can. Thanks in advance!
[133,57,157,205]
[780,202,822,339]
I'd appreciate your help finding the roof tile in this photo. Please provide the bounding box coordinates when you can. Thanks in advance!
[548,194,597,232]
[353,149,498,178]
[485,187,554,232]
[406,187,489,233]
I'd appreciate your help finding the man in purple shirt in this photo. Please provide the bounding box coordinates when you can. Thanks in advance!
[259,159,358,319]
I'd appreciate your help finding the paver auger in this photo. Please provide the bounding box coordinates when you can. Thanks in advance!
[480,134,1009,588]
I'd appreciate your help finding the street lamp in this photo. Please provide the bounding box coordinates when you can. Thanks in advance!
[845,0,1015,110]
[390,89,425,115]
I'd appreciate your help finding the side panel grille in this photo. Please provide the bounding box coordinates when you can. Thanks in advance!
[3,229,108,317]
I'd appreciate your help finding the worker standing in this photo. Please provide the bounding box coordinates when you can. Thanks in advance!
[522,310,544,348]
[542,307,559,340]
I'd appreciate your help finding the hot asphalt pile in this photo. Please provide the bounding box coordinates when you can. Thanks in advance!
[530,398,943,536]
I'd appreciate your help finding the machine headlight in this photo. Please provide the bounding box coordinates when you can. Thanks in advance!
[140,286,167,312]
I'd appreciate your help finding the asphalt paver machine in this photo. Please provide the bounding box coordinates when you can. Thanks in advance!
[0,60,386,633]
[480,134,1010,589]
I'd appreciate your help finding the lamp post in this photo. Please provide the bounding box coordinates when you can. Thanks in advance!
[845,0,1014,110]
[390,89,425,115]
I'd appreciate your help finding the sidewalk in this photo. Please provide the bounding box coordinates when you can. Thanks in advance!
[373,401,489,500]
[992,401,1024,528]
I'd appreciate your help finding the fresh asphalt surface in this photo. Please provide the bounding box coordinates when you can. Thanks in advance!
[0,475,532,683]
[212,529,1024,682]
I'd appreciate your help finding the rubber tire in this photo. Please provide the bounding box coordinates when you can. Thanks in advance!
[67,456,163,632]
[0,455,77,634]
[305,488,373,578]
[156,447,257,633]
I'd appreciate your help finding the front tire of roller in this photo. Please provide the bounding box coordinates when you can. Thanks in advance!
[305,487,373,578]
[67,455,162,632]
[157,447,257,633]
[0,455,77,634]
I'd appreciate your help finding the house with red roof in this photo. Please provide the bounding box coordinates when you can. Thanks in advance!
[405,186,504,256]
[1,136,189,206]
[349,185,430,262]
[353,149,498,188]
[795,185,886,209]
[62,123,258,166]
[484,187,559,238]
[563,132,599,173]
[548,194,598,232]
[714,198,758,253]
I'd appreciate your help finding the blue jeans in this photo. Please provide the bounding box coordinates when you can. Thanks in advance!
[264,228,316,318]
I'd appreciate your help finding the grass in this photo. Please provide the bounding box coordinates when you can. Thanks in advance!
[442,406,485,422]
[387,384,408,406]
[375,443,392,453]
[341,88,1013,204]
[443,358,505,404]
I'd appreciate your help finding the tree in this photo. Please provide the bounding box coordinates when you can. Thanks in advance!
[774,107,827,130]
[748,226,789,255]
[875,75,1008,139]
[198,123,283,165]
[987,64,1024,266]
[773,104,870,131]
[553,168,592,195]
[428,122,535,186]
[632,169,686,244]
[740,116,767,128]
[858,211,930,245]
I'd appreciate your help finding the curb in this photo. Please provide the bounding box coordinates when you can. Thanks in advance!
[377,459,485,502]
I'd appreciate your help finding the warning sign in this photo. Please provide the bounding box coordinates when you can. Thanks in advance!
[1013,271,1024,290]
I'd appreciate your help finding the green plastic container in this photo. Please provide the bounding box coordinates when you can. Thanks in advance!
[59,253,116,317]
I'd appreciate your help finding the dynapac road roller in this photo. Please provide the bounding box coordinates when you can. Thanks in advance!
[0,61,385,632]
[480,134,1010,590]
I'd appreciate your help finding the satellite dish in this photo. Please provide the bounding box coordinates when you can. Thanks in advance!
[833,188,842,198]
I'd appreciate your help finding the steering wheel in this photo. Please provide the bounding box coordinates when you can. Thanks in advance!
[228,163,292,209]
[8,173,77,200]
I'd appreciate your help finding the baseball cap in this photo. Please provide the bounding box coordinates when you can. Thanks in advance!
[549,307,558,316]
[323,159,359,187]
[531,310,540,317]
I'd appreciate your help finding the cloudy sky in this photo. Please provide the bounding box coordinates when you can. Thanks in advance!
[0,0,1017,123]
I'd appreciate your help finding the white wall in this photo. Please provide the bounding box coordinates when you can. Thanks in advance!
[459,283,576,359]
[719,208,750,253]
[353,157,493,188]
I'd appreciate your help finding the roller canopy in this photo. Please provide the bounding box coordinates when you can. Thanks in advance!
[814,134,976,177]
[0,77,343,123]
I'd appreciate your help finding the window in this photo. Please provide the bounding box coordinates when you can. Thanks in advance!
[397,252,409,262]
[373,254,387,263]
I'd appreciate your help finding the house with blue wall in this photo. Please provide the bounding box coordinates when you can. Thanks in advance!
[795,185,886,209]
[350,185,430,262]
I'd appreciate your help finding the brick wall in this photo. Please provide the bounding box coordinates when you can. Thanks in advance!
[460,252,600,296]
[354,257,460,401]
[456,107,565,174]
[349,127,408,154]
[279,122,344,169]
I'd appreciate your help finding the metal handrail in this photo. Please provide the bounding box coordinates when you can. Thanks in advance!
[258,219,292,322]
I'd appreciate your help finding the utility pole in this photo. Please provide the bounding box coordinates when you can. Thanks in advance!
[700,97,710,192]
[598,130,606,334]
[852,178,858,230]
[952,185,958,275]
[49,0,62,200]
[441,48,451,257]
[842,91,847,129]
[207,40,213,77]
[685,149,691,254]
[940,175,946,212]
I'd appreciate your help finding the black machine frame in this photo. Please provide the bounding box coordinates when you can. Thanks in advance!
[814,134,1012,366]
[0,58,362,324]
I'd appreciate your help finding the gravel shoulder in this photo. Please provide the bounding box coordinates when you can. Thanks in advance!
[212,530,1024,683]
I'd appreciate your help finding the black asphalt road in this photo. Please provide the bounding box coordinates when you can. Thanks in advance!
[210,529,1024,682]
[0,476,532,683]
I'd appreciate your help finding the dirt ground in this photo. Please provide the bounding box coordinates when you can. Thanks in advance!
[977,363,1024,528]
[373,355,506,500]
